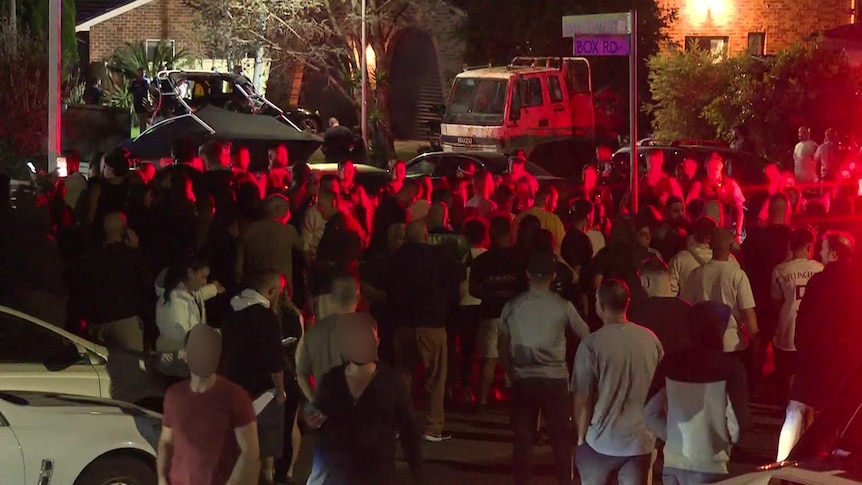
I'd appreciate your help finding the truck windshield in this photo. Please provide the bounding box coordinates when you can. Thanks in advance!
[444,78,507,126]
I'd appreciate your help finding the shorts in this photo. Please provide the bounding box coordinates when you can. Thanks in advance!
[257,396,285,457]
[774,348,798,376]
[477,318,501,359]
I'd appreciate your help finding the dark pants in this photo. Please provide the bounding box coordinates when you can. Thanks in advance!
[662,467,724,484]
[448,305,481,387]
[511,378,572,485]
[575,443,651,485]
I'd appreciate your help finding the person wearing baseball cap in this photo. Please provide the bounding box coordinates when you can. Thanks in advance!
[498,249,590,485]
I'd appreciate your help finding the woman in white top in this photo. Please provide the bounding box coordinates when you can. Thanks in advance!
[155,258,224,352]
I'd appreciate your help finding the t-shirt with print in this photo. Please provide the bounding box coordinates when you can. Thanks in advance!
[681,259,756,352]
[500,289,590,380]
[162,377,256,485]
[771,258,824,351]
[572,322,663,457]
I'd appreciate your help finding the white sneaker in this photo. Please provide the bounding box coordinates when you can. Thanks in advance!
[423,433,452,442]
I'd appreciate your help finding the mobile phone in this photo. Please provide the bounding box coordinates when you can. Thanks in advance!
[56,157,67,177]
[26,162,36,174]
[281,337,298,346]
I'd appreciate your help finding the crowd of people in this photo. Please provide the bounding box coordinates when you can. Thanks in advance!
[1,132,862,485]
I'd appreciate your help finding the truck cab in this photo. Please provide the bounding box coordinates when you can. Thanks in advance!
[440,57,594,157]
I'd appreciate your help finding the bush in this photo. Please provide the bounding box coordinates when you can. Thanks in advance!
[647,41,859,162]
[0,24,49,161]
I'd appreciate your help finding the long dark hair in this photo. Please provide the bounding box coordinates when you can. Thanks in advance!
[162,257,209,304]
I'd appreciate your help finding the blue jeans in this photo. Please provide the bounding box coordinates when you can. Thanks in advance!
[575,443,651,485]
[662,467,724,484]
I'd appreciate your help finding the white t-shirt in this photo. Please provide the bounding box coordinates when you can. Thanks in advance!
[680,260,756,352]
[587,229,605,257]
[793,140,818,183]
[770,258,824,351]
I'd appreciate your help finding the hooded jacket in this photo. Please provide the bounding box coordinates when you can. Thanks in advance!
[221,289,284,397]
[668,237,739,296]
[154,271,220,352]
[645,301,749,474]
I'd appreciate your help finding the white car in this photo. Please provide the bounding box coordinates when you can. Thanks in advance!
[0,306,168,409]
[0,390,159,484]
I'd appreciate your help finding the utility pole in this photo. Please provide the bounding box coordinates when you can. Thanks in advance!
[48,0,61,172]
[360,0,368,145]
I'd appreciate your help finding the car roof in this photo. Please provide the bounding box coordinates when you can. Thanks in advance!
[0,306,107,358]
[307,162,388,174]
[406,151,559,179]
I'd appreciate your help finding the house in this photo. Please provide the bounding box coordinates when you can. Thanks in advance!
[76,0,466,140]
[659,0,856,56]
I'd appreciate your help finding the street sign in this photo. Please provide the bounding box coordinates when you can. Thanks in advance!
[574,35,630,56]
[562,13,632,36]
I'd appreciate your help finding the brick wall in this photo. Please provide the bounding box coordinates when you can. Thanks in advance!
[89,0,198,62]
[660,0,853,55]
[419,5,465,90]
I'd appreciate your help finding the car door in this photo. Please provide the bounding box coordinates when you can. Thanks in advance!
[546,75,569,137]
[0,408,25,484]
[0,312,102,398]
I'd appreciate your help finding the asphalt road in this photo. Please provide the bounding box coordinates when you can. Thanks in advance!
[290,399,785,484]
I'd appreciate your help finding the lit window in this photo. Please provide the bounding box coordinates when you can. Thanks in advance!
[145,39,176,62]
[684,36,729,59]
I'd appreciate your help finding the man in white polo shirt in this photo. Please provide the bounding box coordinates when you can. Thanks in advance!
[681,228,759,386]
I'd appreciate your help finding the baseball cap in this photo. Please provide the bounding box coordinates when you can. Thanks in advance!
[527,250,556,278]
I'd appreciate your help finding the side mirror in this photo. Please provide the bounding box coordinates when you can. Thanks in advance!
[45,343,84,371]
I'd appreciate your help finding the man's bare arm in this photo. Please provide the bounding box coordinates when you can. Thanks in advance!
[227,422,260,485]
[156,426,174,485]
[574,391,593,446]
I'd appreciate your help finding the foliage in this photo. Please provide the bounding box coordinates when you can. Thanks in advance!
[104,80,134,112]
[65,80,86,106]
[647,41,859,162]
[0,23,48,159]
[645,44,732,140]
[107,40,191,82]
[185,0,452,155]
[16,0,78,71]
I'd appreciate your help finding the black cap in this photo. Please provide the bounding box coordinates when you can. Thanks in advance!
[527,250,556,278]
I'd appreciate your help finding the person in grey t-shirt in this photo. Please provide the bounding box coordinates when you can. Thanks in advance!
[499,249,590,485]
[573,279,663,485]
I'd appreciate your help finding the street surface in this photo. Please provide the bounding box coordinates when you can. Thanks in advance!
[291,401,785,483]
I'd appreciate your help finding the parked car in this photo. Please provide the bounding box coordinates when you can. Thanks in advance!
[612,142,769,190]
[0,390,159,484]
[285,106,323,135]
[305,162,392,195]
[713,364,862,484]
[0,306,169,410]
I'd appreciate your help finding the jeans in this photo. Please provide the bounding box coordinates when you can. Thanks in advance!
[511,378,572,485]
[662,467,724,484]
[575,443,651,485]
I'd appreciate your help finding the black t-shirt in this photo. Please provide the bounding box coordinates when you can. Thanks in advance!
[629,296,692,356]
[221,303,285,397]
[469,247,527,319]
[370,195,407,251]
[323,126,355,162]
[742,223,791,308]
[561,230,593,273]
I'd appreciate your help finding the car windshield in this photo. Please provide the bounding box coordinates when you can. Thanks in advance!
[444,78,508,126]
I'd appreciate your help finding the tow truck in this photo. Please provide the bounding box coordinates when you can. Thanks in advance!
[440,57,595,161]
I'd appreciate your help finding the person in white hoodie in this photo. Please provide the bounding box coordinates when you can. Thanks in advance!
[155,258,224,352]
[668,216,738,296]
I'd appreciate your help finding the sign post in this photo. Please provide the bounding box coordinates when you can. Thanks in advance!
[48,0,61,173]
[563,11,638,214]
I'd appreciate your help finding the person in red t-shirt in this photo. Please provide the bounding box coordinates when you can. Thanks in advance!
[157,324,260,485]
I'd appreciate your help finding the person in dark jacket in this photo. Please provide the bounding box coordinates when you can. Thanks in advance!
[646,301,749,484]
[386,220,465,442]
[221,269,287,484]
[779,231,862,460]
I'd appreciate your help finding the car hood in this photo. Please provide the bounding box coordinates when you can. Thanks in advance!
[717,456,862,484]
[0,391,160,418]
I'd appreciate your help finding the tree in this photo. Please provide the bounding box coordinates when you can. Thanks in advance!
[0,23,49,160]
[186,0,451,161]
[645,45,732,141]
[16,0,78,70]
[647,41,859,162]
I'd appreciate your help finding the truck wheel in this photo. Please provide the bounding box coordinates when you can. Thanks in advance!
[74,455,156,485]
